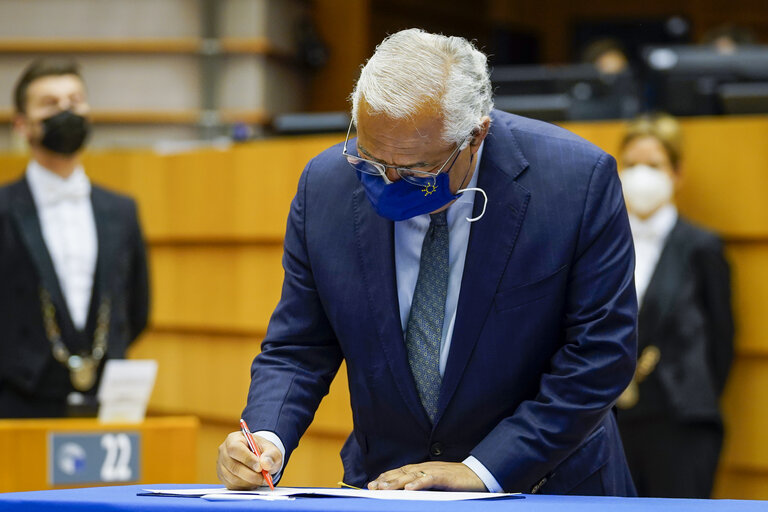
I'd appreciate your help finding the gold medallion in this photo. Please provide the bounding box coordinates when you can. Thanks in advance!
[69,355,98,391]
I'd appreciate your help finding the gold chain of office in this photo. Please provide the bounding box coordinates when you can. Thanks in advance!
[40,288,111,392]
[615,345,661,409]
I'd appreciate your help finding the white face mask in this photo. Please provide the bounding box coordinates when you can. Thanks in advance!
[619,164,674,217]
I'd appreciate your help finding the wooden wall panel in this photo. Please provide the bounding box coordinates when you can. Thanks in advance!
[279,430,349,487]
[727,245,768,355]
[131,329,351,429]
[716,356,768,500]
[129,330,352,485]
[714,471,768,501]
[129,332,257,420]
[720,356,768,470]
[149,245,284,333]
[675,117,768,238]
[0,133,343,240]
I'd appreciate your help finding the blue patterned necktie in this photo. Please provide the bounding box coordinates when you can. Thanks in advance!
[405,210,449,422]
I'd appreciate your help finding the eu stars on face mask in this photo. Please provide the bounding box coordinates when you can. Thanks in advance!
[348,143,487,223]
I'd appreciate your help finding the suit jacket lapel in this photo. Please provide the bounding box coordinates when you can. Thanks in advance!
[9,177,72,327]
[638,219,687,345]
[352,187,432,432]
[90,187,120,304]
[436,122,531,422]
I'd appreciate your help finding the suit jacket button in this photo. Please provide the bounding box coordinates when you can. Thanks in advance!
[430,442,444,457]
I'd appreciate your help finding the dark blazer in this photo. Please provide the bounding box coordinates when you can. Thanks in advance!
[621,217,734,423]
[0,174,149,418]
[243,110,638,495]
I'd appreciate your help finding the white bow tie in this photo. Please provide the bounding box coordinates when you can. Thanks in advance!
[38,173,91,206]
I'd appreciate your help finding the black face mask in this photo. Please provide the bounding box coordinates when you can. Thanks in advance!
[39,110,91,155]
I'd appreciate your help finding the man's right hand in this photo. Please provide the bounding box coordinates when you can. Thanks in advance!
[217,431,282,489]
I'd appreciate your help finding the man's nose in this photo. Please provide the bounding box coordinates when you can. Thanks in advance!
[385,168,400,182]
[56,98,73,111]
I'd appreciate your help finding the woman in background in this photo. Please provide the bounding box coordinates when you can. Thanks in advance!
[616,113,734,498]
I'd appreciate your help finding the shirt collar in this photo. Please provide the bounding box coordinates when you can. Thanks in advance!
[628,203,678,241]
[26,160,91,207]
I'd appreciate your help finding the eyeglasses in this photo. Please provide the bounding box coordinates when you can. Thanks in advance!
[341,120,467,185]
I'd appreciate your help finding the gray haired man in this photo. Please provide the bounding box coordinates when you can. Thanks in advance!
[218,28,637,495]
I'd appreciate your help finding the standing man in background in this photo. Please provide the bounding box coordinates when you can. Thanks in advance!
[218,29,637,494]
[0,59,150,418]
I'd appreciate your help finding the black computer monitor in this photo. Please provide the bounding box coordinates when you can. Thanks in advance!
[642,44,768,116]
[491,64,640,122]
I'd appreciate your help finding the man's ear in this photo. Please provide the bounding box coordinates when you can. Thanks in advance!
[469,116,491,151]
[12,113,29,138]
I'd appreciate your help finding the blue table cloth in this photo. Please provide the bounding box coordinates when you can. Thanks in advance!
[0,484,766,511]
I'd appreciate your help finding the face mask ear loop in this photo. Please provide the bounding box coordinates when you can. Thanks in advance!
[457,187,487,222]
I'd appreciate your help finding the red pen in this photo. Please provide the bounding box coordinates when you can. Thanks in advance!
[239,418,275,490]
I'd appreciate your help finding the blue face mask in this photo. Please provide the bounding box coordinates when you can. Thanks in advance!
[357,171,488,222]
[358,171,456,221]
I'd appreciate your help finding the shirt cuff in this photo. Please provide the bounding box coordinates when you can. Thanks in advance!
[462,456,503,493]
[253,430,286,483]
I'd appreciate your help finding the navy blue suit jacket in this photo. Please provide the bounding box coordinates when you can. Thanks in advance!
[243,110,638,495]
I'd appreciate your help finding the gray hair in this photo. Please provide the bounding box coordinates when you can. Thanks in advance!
[350,28,494,147]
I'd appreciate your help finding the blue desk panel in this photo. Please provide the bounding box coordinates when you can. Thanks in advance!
[0,485,766,511]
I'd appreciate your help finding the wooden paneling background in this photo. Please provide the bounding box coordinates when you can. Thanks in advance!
[0,116,765,497]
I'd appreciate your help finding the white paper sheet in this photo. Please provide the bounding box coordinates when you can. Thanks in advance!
[202,493,294,501]
[97,359,157,423]
[141,486,520,501]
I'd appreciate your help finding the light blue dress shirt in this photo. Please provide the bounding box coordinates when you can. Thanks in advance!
[394,143,503,493]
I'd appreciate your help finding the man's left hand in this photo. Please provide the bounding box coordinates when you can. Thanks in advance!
[368,462,486,491]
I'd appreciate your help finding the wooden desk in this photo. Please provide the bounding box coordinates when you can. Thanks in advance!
[0,416,198,492]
